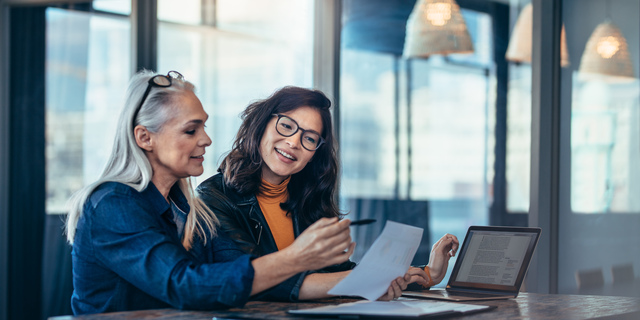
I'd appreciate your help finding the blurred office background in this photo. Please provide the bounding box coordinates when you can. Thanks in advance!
[0,0,638,319]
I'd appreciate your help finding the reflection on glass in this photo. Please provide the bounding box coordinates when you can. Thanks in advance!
[45,8,130,214]
[571,76,640,213]
[157,0,314,184]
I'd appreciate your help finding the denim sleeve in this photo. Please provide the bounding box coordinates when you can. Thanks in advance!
[250,271,307,302]
[203,228,307,302]
[88,191,254,310]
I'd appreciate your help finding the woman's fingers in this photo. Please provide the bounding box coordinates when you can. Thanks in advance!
[380,287,393,301]
[391,276,406,299]
[426,233,461,284]
[445,234,460,256]
[407,267,429,286]
[378,283,397,301]
[306,217,338,230]
[323,241,356,266]
[309,217,350,237]
[442,234,459,255]
[377,274,412,301]
[287,217,355,270]
[401,273,411,290]
[391,280,402,298]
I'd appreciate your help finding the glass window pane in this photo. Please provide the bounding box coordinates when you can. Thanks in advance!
[339,1,493,283]
[506,63,531,212]
[339,51,396,199]
[571,78,640,213]
[216,0,314,42]
[157,0,314,183]
[158,0,201,25]
[559,0,640,298]
[505,2,533,213]
[409,59,493,202]
[45,8,131,214]
[93,0,131,15]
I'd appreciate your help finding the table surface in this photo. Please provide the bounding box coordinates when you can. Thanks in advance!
[50,292,640,320]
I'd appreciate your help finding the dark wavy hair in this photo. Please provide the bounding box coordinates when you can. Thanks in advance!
[219,86,341,227]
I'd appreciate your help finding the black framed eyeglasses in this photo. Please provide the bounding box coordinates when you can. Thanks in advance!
[272,114,325,151]
[132,70,184,128]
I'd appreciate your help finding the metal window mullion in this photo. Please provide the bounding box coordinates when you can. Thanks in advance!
[313,0,341,140]
[201,0,216,27]
[131,0,157,73]
[0,3,9,320]
[528,0,562,294]
[313,0,342,206]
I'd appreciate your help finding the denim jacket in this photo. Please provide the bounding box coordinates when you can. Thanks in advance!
[71,181,255,315]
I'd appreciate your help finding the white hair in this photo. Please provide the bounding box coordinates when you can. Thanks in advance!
[66,70,218,250]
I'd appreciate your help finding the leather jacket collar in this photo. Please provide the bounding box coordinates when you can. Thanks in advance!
[197,173,301,256]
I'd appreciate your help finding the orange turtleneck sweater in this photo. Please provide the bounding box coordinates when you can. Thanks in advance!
[256,177,295,250]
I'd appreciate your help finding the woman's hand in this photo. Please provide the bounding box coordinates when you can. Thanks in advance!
[405,267,432,287]
[282,217,355,272]
[377,273,411,301]
[427,233,459,285]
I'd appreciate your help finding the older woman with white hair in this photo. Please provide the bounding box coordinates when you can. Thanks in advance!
[65,70,378,315]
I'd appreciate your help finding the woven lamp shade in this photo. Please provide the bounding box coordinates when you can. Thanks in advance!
[505,3,570,67]
[579,21,635,79]
[403,0,474,58]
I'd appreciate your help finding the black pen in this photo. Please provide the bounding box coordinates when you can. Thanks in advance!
[349,218,376,226]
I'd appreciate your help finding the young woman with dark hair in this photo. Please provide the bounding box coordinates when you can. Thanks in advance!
[216,86,339,231]
[197,86,459,300]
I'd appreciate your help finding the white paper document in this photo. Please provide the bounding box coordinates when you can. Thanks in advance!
[327,221,423,300]
[289,299,492,318]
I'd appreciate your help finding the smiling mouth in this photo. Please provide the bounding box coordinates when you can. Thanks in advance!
[275,148,297,161]
[191,155,204,159]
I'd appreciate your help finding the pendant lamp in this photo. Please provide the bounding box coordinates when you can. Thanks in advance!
[578,20,635,80]
[505,3,570,67]
[403,0,474,58]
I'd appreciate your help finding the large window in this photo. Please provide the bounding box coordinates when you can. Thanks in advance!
[45,8,130,214]
[45,1,315,213]
[558,0,640,296]
[339,0,495,283]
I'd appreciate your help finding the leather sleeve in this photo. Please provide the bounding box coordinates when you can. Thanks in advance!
[196,178,307,301]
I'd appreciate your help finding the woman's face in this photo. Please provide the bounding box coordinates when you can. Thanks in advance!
[146,91,212,185]
[259,106,322,185]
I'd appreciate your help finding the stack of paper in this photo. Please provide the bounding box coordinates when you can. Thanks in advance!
[289,299,494,318]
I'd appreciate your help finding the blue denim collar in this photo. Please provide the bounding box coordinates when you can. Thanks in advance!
[142,182,190,216]
[168,182,190,214]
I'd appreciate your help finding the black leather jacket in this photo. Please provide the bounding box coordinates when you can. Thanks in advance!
[196,173,356,274]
